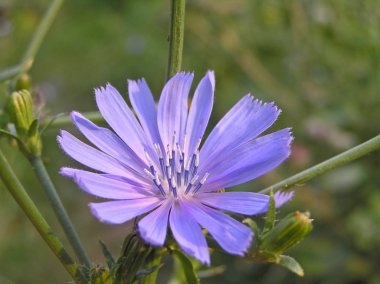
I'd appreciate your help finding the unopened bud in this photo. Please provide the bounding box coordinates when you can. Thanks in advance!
[259,211,313,257]
[9,90,42,157]
[9,90,34,137]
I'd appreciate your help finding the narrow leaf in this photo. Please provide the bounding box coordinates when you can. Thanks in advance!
[263,191,276,233]
[173,250,200,284]
[99,240,115,269]
[134,264,163,282]
[27,119,39,137]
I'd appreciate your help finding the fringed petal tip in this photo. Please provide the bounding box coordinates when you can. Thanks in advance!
[285,127,294,155]
[244,94,283,116]
[94,82,117,98]
[274,191,295,208]
[56,130,69,152]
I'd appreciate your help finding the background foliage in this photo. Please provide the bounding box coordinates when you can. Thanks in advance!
[0,0,379,283]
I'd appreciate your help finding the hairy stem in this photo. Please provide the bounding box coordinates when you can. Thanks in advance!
[166,0,186,80]
[29,156,91,268]
[260,134,380,194]
[0,148,86,283]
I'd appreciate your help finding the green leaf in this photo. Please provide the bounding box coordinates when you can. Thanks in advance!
[90,268,113,284]
[99,240,115,270]
[134,264,163,282]
[27,119,39,138]
[278,255,304,277]
[173,250,200,284]
[139,251,164,284]
[263,191,276,233]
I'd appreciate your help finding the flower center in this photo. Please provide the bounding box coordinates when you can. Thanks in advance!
[143,134,209,198]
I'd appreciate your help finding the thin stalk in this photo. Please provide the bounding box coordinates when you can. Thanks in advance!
[259,134,380,194]
[29,156,91,268]
[0,64,29,83]
[0,0,64,83]
[0,148,86,283]
[166,0,186,80]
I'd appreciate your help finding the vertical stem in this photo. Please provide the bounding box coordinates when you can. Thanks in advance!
[166,0,186,80]
[0,149,86,283]
[259,134,380,194]
[13,0,64,83]
[30,156,91,268]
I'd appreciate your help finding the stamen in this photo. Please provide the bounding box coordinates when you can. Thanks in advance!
[176,143,183,160]
[144,169,166,196]
[165,152,170,179]
[154,143,163,158]
[144,150,155,175]
[184,159,191,185]
[171,178,178,198]
[167,144,175,174]
[167,166,172,179]
[146,136,205,198]
[154,143,166,177]
[185,174,199,194]
[144,168,155,180]
[177,142,185,176]
[153,172,166,196]
[192,151,199,176]
[167,167,174,194]
[176,164,182,187]
[193,173,209,193]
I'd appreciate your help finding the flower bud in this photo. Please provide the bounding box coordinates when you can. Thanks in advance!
[259,211,313,257]
[9,90,35,137]
[9,90,42,157]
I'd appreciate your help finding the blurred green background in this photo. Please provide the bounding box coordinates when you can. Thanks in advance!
[1,0,380,283]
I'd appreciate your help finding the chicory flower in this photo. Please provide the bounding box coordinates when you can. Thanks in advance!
[58,71,292,264]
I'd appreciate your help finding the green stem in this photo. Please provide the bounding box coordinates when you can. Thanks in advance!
[29,156,91,268]
[166,0,186,80]
[0,64,29,83]
[259,134,380,194]
[0,0,64,83]
[0,148,86,283]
